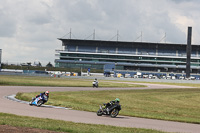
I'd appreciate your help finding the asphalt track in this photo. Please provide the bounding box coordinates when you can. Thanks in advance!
[1,83,200,133]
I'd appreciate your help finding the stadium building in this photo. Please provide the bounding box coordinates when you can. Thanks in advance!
[55,39,200,78]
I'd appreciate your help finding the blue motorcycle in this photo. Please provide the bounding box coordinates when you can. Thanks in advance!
[29,94,48,107]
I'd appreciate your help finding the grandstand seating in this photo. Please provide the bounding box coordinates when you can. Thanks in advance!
[78,45,96,53]
[118,47,136,54]
[178,50,186,57]
[137,48,156,55]
[66,44,200,58]
[66,45,76,52]
[191,51,197,57]
[157,49,176,56]
[98,46,116,53]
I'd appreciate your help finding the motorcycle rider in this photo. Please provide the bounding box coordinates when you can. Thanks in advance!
[32,91,49,104]
[94,78,98,83]
[93,78,98,88]
[104,98,120,114]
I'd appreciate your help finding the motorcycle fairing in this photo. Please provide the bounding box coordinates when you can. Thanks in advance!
[32,97,41,105]
[108,104,121,112]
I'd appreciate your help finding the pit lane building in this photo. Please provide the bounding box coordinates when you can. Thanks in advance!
[55,39,200,78]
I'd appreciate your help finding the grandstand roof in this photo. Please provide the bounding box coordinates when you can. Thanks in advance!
[58,38,188,47]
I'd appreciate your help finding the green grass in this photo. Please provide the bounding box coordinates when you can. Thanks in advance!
[123,81,200,88]
[2,74,200,88]
[0,112,165,133]
[3,75,200,125]
[17,88,200,124]
[0,75,145,87]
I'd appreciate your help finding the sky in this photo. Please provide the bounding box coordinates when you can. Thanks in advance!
[1,0,200,66]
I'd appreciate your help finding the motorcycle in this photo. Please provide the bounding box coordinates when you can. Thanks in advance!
[29,94,48,107]
[93,81,98,88]
[97,103,121,118]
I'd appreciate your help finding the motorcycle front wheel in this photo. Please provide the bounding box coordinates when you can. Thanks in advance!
[110,109,119,118]
[97,109,103,116]
[29,101,33,106]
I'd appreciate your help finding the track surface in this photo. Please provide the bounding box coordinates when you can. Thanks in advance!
[1,83,200,133]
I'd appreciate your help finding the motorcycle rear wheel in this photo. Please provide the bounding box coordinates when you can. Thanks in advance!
[97,109,103,116]
[110,109,119,118]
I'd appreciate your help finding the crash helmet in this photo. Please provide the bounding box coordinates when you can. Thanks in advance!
[115,98,120,102]
[45,91,49,96]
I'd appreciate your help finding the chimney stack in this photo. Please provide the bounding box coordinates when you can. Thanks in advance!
[186,27,192,78]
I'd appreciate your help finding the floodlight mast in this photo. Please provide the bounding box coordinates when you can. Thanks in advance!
[70,28,72,39]
[158,32,166,43]
[134,31,142,42]
[93,29,95,40]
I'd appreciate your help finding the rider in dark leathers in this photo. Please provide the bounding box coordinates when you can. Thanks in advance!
[104,98,120,114]
[33,91,49,104]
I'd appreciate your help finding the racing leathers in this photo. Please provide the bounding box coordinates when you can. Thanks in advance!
[104,100,119,114]
[34,92,49,104]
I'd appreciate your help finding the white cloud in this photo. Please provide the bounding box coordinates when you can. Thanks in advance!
[1,0,200,65]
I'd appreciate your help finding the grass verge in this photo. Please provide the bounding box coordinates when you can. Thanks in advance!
[16,88,200,124]
[0,75,145,87]
[0,112,165,133]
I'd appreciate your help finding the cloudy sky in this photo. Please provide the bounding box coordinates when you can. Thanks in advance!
[1,0,200,66]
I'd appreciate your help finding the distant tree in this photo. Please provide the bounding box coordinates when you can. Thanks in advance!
[1,63,5,68]
[27,62,31,70]
[46,62,53,67]
[27,62,31,66]
[38,62,42,67]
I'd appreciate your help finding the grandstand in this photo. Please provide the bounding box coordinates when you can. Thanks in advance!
[55,39,200,78]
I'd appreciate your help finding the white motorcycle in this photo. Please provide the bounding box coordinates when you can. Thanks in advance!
[93,81,98,88]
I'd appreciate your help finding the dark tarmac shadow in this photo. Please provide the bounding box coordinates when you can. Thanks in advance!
[99,115,129,119]
[116,116,129,119]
